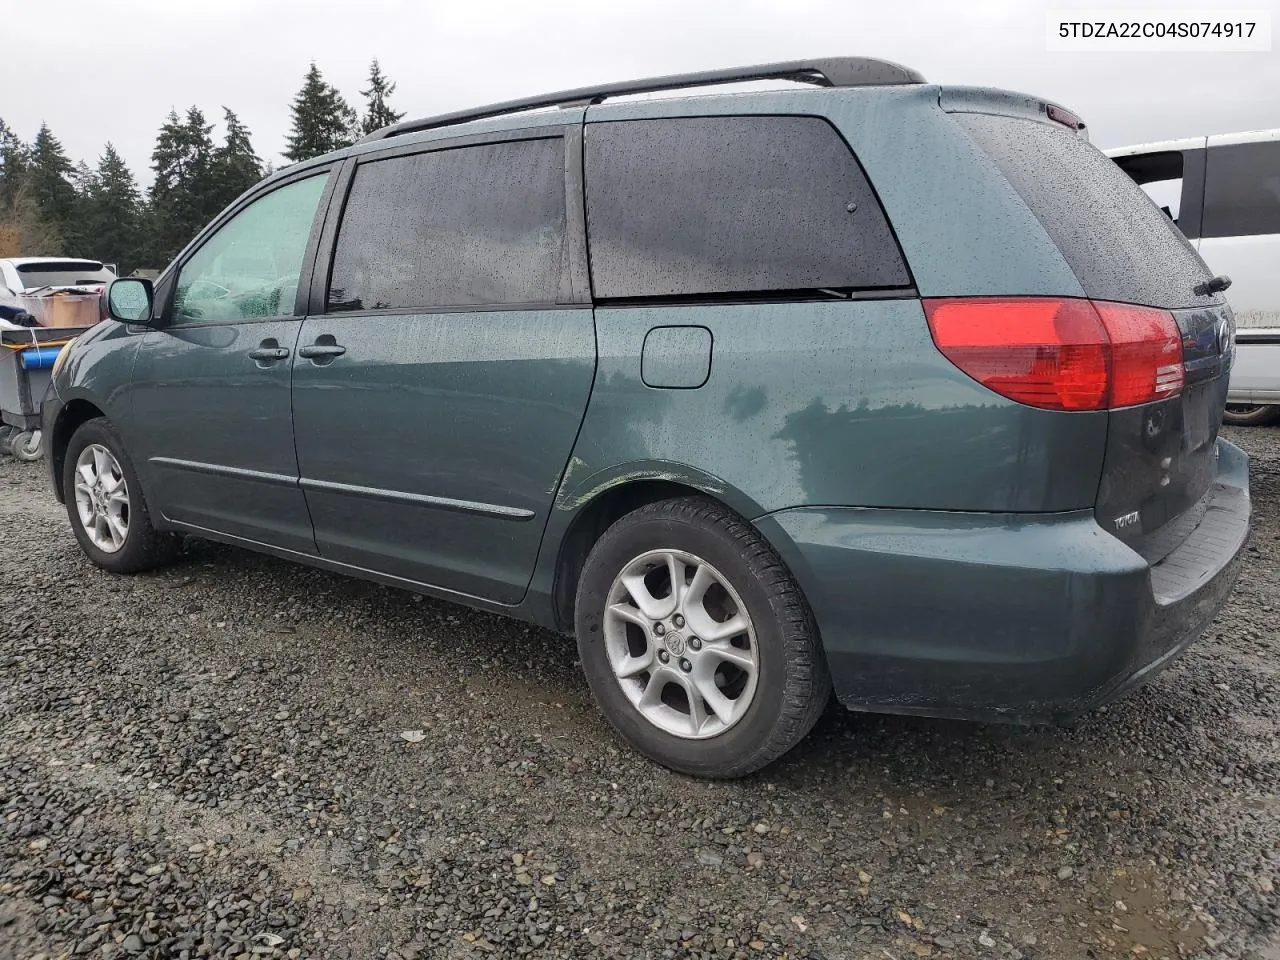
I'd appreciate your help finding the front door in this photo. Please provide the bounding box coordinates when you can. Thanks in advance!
[129,171,333,552]
[290,133,595,603]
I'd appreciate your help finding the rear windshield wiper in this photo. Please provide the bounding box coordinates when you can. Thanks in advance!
[1194,275,1232,296]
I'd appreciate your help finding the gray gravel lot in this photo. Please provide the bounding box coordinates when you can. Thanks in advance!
[1,427,1277,960]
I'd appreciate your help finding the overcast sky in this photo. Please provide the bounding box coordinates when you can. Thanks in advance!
[4,0,1278,184]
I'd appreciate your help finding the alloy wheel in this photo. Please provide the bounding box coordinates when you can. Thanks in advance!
[73,443,130,553]
[603,549,759,739]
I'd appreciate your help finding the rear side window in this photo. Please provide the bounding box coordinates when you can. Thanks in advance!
[328,137,566,312]
[955,114,1212,309]
[584,116,909,299]
[1202,141,1280,239]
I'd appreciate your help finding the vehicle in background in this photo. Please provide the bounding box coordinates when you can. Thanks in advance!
[1109,132,1280,427]
[1107,131,1279,331]
[45,59,1250,777]
[1225,328,1280,425]
[0,258,116,328]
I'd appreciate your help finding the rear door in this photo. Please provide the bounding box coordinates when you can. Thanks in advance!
[290,126,594,603]
[954,113,1231,557]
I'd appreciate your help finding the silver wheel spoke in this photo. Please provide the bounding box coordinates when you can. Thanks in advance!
[107,491,129,510]
[639,667,673,709]
[685,562,714,607]
[693,671,738,726]
[614,647,654,680]
[706,645,754,672]
[671,671,709,736]
[607,602,649,629]
[701,613,750,643]
[620,570,676,621]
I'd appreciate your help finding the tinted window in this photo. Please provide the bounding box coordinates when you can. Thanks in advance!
[956,114,1212,308]
[1112,151,1183,223]
[584,116,909,299]
[328,138,566,312]
[16,261,115,288]
[1202,141,1280,239]
[173,173,328,325]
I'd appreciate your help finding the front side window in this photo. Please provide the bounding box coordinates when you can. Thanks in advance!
[1202,141,1280,239]
[584,115,909,299]
[172,173,328,325]
[327,137,567,312]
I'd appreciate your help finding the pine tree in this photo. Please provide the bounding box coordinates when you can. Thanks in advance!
[0,117,29,212]
[27,123,79,250]
[209,108,262,213]
[82,144,142,274]
[360,59,404,135]
[284,63,357,162]
[148,107,216,262]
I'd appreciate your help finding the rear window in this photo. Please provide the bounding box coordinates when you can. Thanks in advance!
[955,114,1213,308]
[16,261,114,289]
[1111,151,1184,223]
[1202,140,1280,239]
[584,116,909,300]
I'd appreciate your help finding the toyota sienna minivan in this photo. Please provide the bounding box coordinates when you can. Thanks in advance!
[44,58,1250,777]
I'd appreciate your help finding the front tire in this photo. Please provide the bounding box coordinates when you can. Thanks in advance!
[62,418,179,573]
[575,496,831,778]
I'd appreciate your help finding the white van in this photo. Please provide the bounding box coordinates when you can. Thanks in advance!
[1109,131,1280,425]
[1107,130,1280,329]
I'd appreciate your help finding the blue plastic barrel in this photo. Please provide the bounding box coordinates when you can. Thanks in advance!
[18,346,62,371]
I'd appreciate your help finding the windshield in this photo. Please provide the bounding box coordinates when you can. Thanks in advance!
[16,261,116,290]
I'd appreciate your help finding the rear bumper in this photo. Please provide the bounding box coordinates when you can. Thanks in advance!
[755,438,1250,723]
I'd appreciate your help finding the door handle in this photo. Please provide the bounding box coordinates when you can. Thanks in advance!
[248,340,290,364]
[298,335,346,363]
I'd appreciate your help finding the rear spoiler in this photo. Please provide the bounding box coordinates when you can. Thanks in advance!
[939,86,1089,140]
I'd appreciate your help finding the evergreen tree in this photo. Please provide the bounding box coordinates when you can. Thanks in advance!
[284,63,357,162]
[27,123,79,249]
[360,59,404,135]
[0,117,29,212]
[148,107,216,262]
[82,144,142,274]
[209,108,262,213]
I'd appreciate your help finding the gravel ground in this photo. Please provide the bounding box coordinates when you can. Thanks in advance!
[1,427,1277,960]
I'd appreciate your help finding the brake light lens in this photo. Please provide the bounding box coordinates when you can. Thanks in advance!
[923,297,1184,411]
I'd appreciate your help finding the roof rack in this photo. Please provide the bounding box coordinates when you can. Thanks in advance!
[361,57,925,143]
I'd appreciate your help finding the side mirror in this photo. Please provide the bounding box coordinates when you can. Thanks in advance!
[106,278,155,325]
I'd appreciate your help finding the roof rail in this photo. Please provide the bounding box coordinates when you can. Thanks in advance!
[360,57,925,143]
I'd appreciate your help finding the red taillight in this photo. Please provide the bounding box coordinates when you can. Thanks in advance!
[923,297,1184,412]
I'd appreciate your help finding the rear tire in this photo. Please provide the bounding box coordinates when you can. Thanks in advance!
[62,418,179,574]
[575,496,831,778]
[1223,404,1280,427]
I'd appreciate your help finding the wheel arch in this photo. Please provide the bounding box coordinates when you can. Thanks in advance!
[48,398,107,503]
[546,466,769,633]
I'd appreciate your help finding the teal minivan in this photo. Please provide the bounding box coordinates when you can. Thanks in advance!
[45,59,1250,777]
